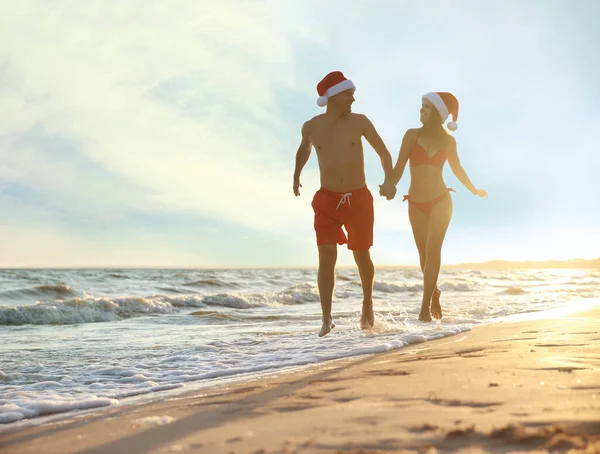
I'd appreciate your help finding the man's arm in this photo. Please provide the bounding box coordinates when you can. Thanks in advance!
[360,115,396,199]
[393,129,417,185]
[361,115,394,181]
[293,122,312,196]
[447,136,488,198]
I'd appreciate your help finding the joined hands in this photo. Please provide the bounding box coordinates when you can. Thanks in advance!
[378,182,397,200]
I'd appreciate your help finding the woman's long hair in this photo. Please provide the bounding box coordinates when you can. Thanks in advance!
[420,107,450,144]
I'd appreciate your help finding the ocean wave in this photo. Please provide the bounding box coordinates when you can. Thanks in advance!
[0,379,184,424]
[183,279,240,288]
[441,282,477,292]
[155,286,194,294]
[201,294,258,309]
[0,284,77,303]
[0,295,183,326]
[373,280,476,293]
[280,283,320,304]
[189,310,228,317]
[190,310,237,321]
[374,281,422,293]
[0,396,118,424]
[189,312,298,324]
[566,287,600,297]
[514,274,546,281]
[0,285,322,325]
[567,279,600,286]
[202,284,320,309]
[495,274,544,282]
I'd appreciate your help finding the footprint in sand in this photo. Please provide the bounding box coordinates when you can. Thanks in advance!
[333,396,359,403]
[351,416,381,426]
[298,394,324,400]
[492,337,538,342]
[429,398,501,408]
[534,343,586,347]
[538,367,589,372]
[409,424,439,433]
[310,377,354,384]
[323,387,347,393]
[273,403,321,413]
[365,369,410,376]
[456,347,486,355]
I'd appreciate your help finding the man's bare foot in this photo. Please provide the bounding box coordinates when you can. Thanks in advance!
[360,300,374,330]
[430,288,442,320]
[418,304,432,322]
[318,317,335,337]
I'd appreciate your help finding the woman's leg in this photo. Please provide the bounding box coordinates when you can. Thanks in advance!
[408,203,433,321]
[422,194,453,320]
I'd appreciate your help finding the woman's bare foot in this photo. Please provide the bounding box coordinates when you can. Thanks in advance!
[430,288,443,320]
[418,304,432,322]
[318,317,335,337]
[360,300,374,330]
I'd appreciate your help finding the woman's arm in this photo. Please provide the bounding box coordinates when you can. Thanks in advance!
[447,136,488,198]
[392,129,417,185]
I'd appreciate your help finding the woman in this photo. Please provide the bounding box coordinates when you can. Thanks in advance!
[391,92,487,322]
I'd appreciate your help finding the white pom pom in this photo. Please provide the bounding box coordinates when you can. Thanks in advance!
[447,121,458,131]
[316,96,328,107]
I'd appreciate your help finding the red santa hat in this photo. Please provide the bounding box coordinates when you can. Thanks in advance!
[316,71,355,107]
[422,92,459,131]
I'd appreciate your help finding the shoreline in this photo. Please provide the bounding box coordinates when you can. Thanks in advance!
[1,304,599,453]
[4,298,596,430]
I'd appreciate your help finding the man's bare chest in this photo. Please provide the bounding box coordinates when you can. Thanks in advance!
[310,123,363,153]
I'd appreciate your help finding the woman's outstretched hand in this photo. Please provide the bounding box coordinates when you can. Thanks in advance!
[474,189,488,198]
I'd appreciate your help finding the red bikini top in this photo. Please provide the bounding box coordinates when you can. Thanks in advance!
[409,136,448,168]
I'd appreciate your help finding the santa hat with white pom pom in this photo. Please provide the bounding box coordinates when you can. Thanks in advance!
[316,71,355,107]
[422,92,459,131]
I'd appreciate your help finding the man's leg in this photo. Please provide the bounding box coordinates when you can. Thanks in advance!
[318,244,337,337]
[353,250,375,329]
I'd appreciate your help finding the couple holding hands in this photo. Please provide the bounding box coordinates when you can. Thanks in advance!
[293,71,487,337]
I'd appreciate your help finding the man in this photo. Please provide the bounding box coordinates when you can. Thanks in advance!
[293,71,397,337]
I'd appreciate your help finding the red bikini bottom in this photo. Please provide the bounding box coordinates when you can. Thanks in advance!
[403,188,455,214]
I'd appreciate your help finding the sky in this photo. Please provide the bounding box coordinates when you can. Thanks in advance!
[0,0,599,267]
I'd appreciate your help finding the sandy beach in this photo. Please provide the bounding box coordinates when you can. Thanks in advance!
[1,306,598,454]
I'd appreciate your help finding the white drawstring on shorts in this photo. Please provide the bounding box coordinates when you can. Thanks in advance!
[336,192,352,210]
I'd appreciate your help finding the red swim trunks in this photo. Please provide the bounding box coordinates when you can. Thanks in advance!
[311,185,374,250]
